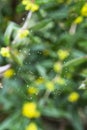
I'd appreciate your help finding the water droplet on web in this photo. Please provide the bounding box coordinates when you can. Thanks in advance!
[24,50,27,54]
[36,93,38,95]
[29,71,33,74]
[30,97,32,100]
[27,85,29,88]
[19,49,22,53]
[65,83,67,86]
[53,91,57,96]
[22,18,25,21]
[18,67,21,71]
[25,62,28,65]
[37,51,42,55]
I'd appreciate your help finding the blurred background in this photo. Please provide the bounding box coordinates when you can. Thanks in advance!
[0,0,87,130]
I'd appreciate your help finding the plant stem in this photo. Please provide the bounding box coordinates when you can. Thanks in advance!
[12,11,32,44]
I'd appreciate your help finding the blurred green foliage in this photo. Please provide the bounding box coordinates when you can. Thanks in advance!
[0,0,87,130]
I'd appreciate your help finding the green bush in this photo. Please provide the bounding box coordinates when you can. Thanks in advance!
[0,0,87,130]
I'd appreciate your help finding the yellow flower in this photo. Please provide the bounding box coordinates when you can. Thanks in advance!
[18,29,29,38]
[25,3,39,12]
[68,92,80,102]
[35,77,44,85]
[22,0,29,5]
[22,0,39,12]
[74,16,83,24]
[53,62,62,73]
[25,3,33,10]
[0,47,10,58]
[57,49,69,60]
[31,4,39,12]
[28,87,38,95]
[3,69,15,78]
[26,122,38,130]
[45,81,54,91]
[22,102,40,118]
[81,3,87,17]
[55,77,65,85]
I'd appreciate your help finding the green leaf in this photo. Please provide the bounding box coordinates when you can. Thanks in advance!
[10,50,23,66]
[36,0,55,4]
[4,22,19,45]
[0,113,19,130]
[70,110,84,130]
[63,56,87,68]
[47,7,68,20]
[30,19,51,31]
[79,41,87,50]
[36,64,47,77]
[43,106,71,119]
